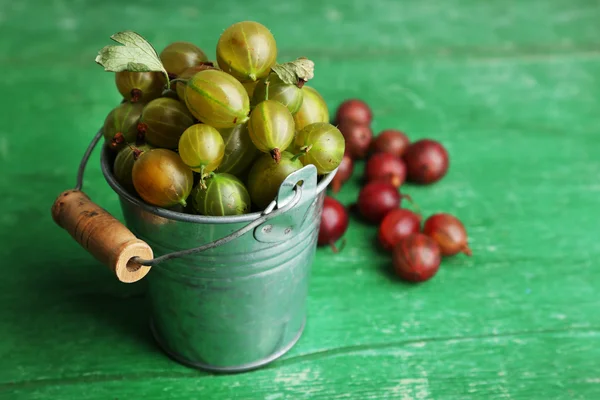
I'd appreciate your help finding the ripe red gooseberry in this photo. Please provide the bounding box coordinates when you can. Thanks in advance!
[318,196,349,252]
[378,209,422,251]
[338,121,372,160]
[330,153,354,193]
[357,181,410,224]
[364,152,406,188]
[371,129,410,158]
[403,139,449,184]
[392,233,441,282]
[422,213,472,256]
[335,99,372,125]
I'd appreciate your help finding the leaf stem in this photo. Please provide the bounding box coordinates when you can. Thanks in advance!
[163,70,171,89]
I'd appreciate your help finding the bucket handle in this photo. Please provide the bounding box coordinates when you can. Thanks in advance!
[51,129,304,284]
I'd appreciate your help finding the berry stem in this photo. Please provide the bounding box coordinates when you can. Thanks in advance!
[270,148,282,163]
[462,245,473,256]
[291,145,311,162]
[137,122,148,135]
[329,238,347,253]
[169,78,188,85]
[198,165,208,190]
[264,76,271,101]
[111,132,125,149]
[329,241,338,253]
[401,193,421,214]
[130,88,142,103]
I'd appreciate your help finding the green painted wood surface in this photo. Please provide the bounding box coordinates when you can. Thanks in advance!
[1,0,599,398]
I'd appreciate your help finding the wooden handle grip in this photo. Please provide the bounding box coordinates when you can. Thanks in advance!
[51,189,153,283]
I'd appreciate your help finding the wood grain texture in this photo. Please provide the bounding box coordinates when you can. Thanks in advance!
[1,0,599,398]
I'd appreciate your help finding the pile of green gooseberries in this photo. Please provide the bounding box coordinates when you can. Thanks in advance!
[102,21,345,216]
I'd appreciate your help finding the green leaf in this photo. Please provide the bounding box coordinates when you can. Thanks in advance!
[94,31,170,88]
[271,57,315,86]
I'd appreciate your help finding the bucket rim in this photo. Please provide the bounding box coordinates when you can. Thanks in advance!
[100,144,337,224]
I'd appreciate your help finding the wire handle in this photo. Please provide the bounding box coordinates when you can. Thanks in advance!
[54,128,308,280]
[133,186,303,266]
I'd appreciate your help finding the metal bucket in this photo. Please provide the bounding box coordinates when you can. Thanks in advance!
[100,146,335,372]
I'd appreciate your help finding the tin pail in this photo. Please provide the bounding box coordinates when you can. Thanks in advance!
[95,145,335,372]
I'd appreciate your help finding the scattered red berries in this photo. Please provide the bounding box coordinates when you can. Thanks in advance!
[378,209,422,251]
[393,234,441,282]
[318,98,471,285]
[330,153,354,194]
[371,129,410,158]
[403,139,449,184]
[364,152,406,188]
[317,196,349,252]
[423,213,471,256]
[338,121,372,160]
[357,181,404,224]
[335,99,372,126]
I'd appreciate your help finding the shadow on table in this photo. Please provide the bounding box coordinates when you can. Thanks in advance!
[30,258,158,354]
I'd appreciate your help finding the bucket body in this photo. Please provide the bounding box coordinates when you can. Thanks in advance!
[101,148,334,372]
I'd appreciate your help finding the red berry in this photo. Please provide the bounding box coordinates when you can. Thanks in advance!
[335,99,372,125]
[423,213,472,257]
[330,153,354,193]
[365,152,406,188]
[371,129,410,158]
[338,121,372,159]
[378,209,422,251]
[392,233,441,282]
[357,181,405,224]
[318,196,349,251]
[403,139,449,184]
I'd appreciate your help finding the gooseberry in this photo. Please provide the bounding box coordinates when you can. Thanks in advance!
[178,124,225,180]
[335,99,372,125]
[113,143,152,194]
[318,196,349,252]
[338,121,372,159]
[364,152,406,188]
[139,97,195,149]
[330,153,354,193]
[184,69,250,128]
[371,129,410,158]
[217,123,259,177]
[115,71,166,103]
[393,233,442,282]
[403,139,449,184]
[422,213,472,256]
[247,151,303,209]
[248,99,295,163]
[175,62,217,100]
[102,102,145,151]
[293,85,329,131]
[159,41,208,78]
[252,73,304,115]
[190,173,251,216]
[216,21,277,82]
[132,148,194,207]
[378,209,421,251]
[357,181,408,224]
[294,122,345,175]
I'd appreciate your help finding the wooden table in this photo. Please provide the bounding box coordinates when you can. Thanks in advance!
[1,0,599,398]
